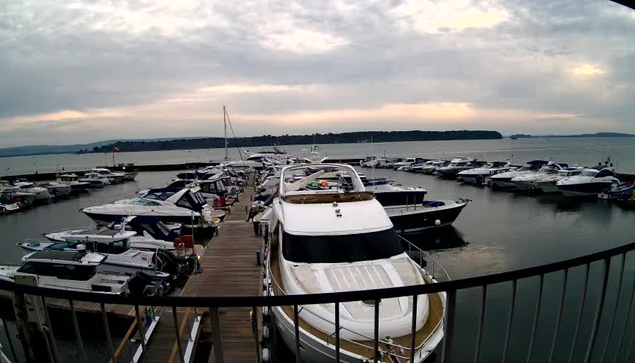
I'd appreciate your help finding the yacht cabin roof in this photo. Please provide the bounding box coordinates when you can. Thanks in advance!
[24,251,105,265]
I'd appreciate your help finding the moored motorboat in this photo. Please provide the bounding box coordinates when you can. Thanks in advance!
[557,167,621,197]
[78,172,111,188]
[488,160,549,189]
[457,161,516,185]
[265,163,446,363]
[82,187,218,226]
[91,168,125,184]
[509,162,569,191]
[14,181,52,203]
[436,157,485,178]
[57,173,91,192]
[0,250,166,296]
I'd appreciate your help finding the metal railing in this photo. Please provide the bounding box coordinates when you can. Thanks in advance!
[1,240,635,362]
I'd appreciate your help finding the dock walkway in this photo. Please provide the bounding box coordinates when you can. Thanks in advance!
[144,184,263,363]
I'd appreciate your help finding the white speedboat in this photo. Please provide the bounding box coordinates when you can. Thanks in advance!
[14,181,52,202]
[0,202,20,214]
[91,168,125,184]
[0,250,131,294]
[436,157,485,178]
[82,188,213,225]
[43,216,179,251]
[557,167,621,197]
[393,157,424,170]
[420,160,450,175]
[42,181,72,198]
[0,183,35,205]
[533,168,584,193]
[78,172,111,188]
[266,163,446,363]
[457,161,516,185]
[488,160,549,189]
[56,173,91,192]
[509,162,569,191]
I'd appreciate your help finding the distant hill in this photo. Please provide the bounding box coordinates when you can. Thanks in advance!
[89,130,503,153]
[509,132,634,139]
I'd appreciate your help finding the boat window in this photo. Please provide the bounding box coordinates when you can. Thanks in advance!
[176,194,194,209]
[282,228,404,263]
[581,170,598,177]
[193,192,206,204]
[18,263,96,280]
[168,180,187,188]
[595,169,615,178]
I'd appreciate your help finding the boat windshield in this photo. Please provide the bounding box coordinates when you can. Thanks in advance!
[581,170,598,177]
[18,263,97,281]
[282,228,403,263]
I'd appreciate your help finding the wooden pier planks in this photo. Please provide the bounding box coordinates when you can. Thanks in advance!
[145,184,263,363]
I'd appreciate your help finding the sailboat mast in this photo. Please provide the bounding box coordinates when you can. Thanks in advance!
[223,105,228,161]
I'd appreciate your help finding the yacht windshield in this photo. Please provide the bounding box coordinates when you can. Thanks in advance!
[282,228,403,263]
[581,170,597,177]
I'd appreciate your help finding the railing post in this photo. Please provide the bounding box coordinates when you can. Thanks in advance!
[474,285,488,363]
[526,274,544,363]
[374,298,380,363]
[100,302,116,363]
[172,306,185,363]
[568,263,591,363]
[210,306,225,363]
[1,317,17,362]
[134,305,147,362]
[69,299,87,363]
[547,269,568,363]
[501,280,517,363]
[600,253,626,362]
[410,294,418,363]
[441,289,457,363]
[293,304,301,363]
[583,258,611,363]
[614,261,635,363]
[335,302,340,362]
[252,306,261,363]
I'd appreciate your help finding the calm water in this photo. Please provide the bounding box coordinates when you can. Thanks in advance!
[1,140,635,361]
[2,137,635,175]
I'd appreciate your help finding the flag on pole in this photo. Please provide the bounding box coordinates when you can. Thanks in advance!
[113,147,120,152]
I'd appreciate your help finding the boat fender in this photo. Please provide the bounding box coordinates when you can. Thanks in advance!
[263,326,269,339]
[262,348,270,362]
[263,306,270,316]
[435,219,441,226]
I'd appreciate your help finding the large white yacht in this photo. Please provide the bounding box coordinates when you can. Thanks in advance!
[488,160,549,189]
[14,181,52,202]
[266,164,446,362]
[556,167,621,197]
[82,188,212,225]
[509,162,569,191]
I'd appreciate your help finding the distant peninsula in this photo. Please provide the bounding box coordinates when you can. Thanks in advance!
[86,130,502,154]
[509,132,634,139]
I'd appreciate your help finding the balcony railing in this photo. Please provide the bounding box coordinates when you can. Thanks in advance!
[1,239,635,362]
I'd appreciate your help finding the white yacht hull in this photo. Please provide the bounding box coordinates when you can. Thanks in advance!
[273,298,444,363]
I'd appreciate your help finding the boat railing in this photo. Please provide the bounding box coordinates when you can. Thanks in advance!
[3,239,635,363]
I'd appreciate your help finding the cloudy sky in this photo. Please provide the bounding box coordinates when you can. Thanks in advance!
[0,0,634,147]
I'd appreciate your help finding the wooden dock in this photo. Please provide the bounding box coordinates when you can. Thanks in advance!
[143,184,263,363]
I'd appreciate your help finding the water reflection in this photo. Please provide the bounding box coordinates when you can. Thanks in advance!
[402,226,469,251]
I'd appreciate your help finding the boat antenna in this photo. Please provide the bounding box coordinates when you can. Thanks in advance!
[223,106,228,162]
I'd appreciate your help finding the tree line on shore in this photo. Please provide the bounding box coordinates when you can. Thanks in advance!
[89,130,503,153]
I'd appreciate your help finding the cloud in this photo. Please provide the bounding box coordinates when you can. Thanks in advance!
[0,0,634,148]
[392,0,510,34]
[573,64,605,76]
